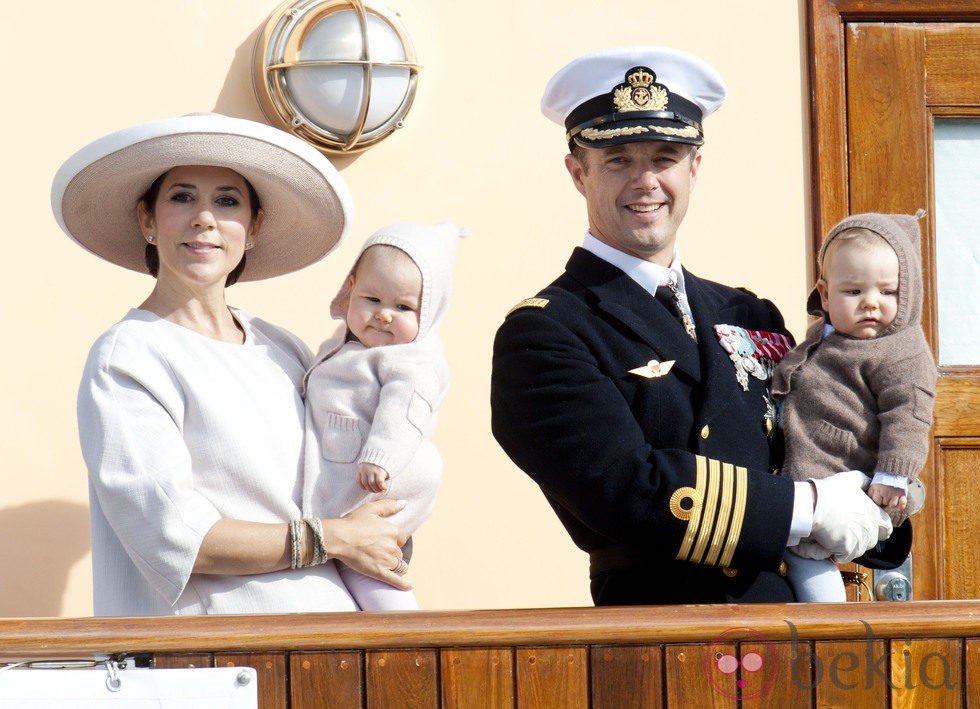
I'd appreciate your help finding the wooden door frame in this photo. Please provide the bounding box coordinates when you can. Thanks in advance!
[805,0,980,279]
[806,0,980,600]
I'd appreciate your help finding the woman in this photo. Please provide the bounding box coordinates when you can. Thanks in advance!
[52,113,410,616]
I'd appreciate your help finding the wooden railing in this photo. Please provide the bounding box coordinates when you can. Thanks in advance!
[2,600,979,706]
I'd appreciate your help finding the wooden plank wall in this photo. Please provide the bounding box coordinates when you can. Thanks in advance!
[2,601,979,707]
[153,640,979,707]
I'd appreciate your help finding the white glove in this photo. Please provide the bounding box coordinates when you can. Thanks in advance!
[809,470,892,563]
[789,539,834,561]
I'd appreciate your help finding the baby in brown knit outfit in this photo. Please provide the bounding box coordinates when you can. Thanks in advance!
[771,212,937,602]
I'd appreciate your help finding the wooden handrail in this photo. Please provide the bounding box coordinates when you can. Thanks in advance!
[2,600,978,659]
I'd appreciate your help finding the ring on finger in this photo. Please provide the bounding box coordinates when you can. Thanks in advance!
[392,558,409,576]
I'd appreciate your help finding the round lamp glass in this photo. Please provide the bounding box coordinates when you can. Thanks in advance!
[286,9,411,134]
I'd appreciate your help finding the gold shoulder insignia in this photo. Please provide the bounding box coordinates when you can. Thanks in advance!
[506,297,549,317]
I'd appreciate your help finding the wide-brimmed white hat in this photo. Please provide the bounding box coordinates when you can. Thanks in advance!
[51,113,354,281]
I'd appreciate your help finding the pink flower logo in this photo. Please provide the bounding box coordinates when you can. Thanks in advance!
[704,627,780,701]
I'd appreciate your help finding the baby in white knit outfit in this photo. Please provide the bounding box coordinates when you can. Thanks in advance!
[303,222,463,610]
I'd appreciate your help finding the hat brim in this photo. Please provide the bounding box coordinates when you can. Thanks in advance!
[570,116,703,148]
[52,114,353,281]
[855,519,912,571]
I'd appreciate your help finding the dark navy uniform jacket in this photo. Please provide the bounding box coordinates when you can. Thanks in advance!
[491,248,798,605]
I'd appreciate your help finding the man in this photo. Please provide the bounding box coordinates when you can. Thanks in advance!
[490,46,891,605]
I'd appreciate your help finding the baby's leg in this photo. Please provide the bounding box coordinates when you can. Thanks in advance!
[784,551,847,602]
[338,563,419,611]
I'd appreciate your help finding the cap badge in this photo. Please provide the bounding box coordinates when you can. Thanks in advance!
[614,67,669,113]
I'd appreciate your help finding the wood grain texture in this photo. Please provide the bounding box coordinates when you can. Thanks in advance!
[366,649,438,708]
[441,647,514,708]
[738,641,811,707]
[814,639,889,707]
[665,643,736,708]
[0,604,976,706]
[3,602,980,657]
[934,380,980,436]
[515,646,588,708]
[591,644,663,708]
[890,638,963,708]
[938,442,980,599]
[289,651,363,709]
[925,26,980,106]
[152,653,213,669]
[966,638,980,707]
[846,22,927,215]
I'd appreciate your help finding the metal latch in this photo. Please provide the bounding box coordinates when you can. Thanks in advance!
[873,555,913,601]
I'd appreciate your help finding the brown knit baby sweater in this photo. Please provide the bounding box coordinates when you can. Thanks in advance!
[771,212,937,484]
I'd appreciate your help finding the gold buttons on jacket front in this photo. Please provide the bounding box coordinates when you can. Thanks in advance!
[700,425,710,439]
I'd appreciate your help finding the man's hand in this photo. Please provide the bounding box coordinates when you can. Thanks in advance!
[808,470,892,563]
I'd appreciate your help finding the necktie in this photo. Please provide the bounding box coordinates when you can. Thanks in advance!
[656,274,697,341]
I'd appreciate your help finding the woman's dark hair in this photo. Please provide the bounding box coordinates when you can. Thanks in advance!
[138,170,261,287]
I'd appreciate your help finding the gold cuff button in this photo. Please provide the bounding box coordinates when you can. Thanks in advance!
[722,567,738,578]
[700,425,710,439]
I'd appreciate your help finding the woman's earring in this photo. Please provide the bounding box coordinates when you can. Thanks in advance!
[245,241,254,250]
[146,234,155,244]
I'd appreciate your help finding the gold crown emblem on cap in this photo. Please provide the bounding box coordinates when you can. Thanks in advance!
[627,68,654,89]
[613,66,668,113]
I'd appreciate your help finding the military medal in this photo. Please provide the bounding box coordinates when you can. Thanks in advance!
[713,325,792,392]
[762,394,776,437]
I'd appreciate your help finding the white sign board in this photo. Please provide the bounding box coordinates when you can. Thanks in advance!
[0,666,257,708]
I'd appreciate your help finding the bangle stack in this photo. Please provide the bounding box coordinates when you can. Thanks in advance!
[303,517,329,566]
[289,517,329,569]
[289,519,305,570]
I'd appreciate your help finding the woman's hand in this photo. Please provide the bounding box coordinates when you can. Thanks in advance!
[323,499,412,590]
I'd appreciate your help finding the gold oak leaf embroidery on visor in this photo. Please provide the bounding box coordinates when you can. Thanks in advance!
[669,455,747,567]
[579,124,700,141]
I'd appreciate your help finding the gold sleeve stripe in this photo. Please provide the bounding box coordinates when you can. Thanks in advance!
[674,456,707,561]
[690,457,722,564]
[704,462,735,566]
[719,466,748,567]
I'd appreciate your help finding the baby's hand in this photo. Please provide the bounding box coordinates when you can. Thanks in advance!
[868,482,907,511]
[357,462,390,493]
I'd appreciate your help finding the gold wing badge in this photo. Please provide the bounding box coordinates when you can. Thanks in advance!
[629,359,675,378]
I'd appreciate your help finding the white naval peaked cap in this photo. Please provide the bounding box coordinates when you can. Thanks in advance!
[541,46,727,148]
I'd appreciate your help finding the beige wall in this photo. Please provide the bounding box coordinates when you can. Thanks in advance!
[0,0,810,616]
